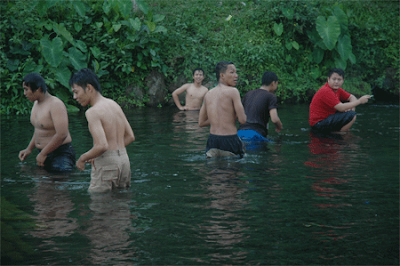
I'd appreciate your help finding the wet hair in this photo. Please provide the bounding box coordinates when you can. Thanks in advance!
[23,73,47,93]
[261,71,278,86]
[328,68,345,79]
[215,61,234,81]
[193,68,204,76]
[69,68,101,93]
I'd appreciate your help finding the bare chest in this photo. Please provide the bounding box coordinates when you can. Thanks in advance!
[30,105,54,130]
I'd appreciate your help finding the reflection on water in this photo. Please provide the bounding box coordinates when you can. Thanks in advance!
[1,104,398,265]
[196,160,248,264]
[83,192,136,265]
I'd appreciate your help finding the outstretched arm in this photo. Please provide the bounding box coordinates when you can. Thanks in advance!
[334,95,371,112]
[269,108,283,133]
[172,84,190,111]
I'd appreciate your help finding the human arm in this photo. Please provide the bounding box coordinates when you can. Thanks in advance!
[35,102,70,166]
[172,84,190,111]
[124,118,135,147]
[334,95,371,112]
[346,94,358,111]
[18,134,36,161]
[269,108,283,133]
[76,110,108,171]
[198,96,210,127]
[232,89,247,124]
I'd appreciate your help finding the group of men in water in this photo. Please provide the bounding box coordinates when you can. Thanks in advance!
[19,62,372,193]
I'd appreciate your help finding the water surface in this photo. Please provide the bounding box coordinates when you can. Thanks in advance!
[1,104,399,265]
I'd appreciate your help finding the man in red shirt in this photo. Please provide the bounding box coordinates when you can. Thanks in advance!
[309,68,371,132]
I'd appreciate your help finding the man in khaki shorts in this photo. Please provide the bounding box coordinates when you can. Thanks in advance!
[199,61,247,158]
[69,68,135,193]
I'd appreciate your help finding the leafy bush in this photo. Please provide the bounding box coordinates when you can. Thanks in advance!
[151,0,398,102]
[2,0,398,115]
[1,0,167,115]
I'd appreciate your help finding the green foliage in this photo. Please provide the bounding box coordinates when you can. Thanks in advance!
[1,0,167,115]
[150,0,398,103]
[2,0,398,114]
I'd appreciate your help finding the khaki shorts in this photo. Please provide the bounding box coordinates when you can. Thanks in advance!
[89,149,131,193]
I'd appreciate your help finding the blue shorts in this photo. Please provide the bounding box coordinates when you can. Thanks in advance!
[39,143,76,172]
[237,129,273,152]
[237,129,272,142]
[312,111,356,132]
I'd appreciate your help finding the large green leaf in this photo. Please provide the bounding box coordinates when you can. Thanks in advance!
[90,47,102,59]
[316,16,341,50]
[335,56,347,70]
[117,0,132,19]
[136,0,149,15]
[273,22,283,36]
[53,23,75,46]
[348,51,357,64]
[281,7,294,20]
[68,47,87,70]
[129,18,141,31]
[313,47,324,64]
[40,37,63,68]
[72,1,86,17]
[66,104,80,113]
[336,34,352,61]
[333,6,349,33]
[145,21,156,32]
[55,66,72,89]
[154,26,167,34]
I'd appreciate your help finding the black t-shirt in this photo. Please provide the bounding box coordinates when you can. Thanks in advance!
[238,89,278,137]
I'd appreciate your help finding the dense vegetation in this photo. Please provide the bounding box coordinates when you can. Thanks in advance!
[1,0,399,115]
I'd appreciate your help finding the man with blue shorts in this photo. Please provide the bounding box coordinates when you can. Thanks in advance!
[309,68,371,133]
[237,71,283,143]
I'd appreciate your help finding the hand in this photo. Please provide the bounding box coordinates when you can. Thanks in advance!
[359,95,371,104]
[275,127,282,133]
[18,149,32,161]
[36,152,47,167]
[76,158,86,171]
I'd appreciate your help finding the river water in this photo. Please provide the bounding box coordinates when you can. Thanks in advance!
[1,103,399,265]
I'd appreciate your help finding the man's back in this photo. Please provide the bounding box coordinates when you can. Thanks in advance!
[202,84,245,135]
[86,97,131,151]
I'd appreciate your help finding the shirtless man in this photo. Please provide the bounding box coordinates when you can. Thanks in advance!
[199,61,247,158]
[172,68,208,111]
[69,68,135,193]
[18,73,75,172]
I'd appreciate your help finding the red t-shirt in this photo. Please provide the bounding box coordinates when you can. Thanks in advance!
[309,82,351,126]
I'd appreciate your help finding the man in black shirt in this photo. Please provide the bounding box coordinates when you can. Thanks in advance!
[237,71,283,142]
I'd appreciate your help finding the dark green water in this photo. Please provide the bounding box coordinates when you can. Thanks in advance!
[1,104,399,265]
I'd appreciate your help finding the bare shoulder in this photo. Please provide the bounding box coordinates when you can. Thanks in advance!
[49,95,67,111]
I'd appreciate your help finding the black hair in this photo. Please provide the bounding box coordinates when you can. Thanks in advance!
[193,68,204,76]
[23,73,47,93]
[261,71,278,86]
[215,61,234,81]
[69,68,101,93]
[328,68,345,79]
